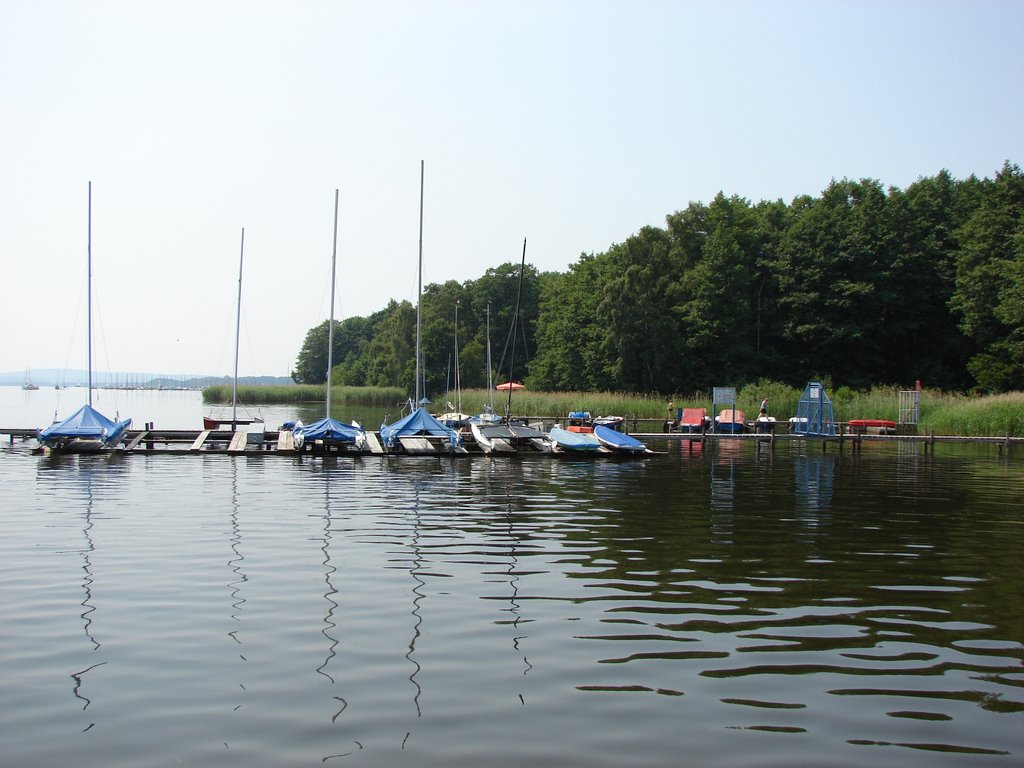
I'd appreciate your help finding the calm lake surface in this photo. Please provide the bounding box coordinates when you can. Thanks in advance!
[2,388,1023,767]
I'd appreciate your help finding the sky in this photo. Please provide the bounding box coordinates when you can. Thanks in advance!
[2,0,1021,379]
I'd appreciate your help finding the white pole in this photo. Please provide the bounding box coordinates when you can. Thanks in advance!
[415,161,424,408]
[232,227,244,425]
[87,181,93,407]
[326,189,339,418]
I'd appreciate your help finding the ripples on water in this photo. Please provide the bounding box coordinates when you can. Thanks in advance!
[0,441,1022,767]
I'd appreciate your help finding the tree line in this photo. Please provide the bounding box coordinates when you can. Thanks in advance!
[293,162,1023,396]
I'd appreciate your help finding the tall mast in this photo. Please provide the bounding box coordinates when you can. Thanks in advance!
[505,238,527,420]
[232,227,244,426]
[485,300,494,413]
[454,300,461,416]
[415,160,424,408]
[87,181,93,406]
[326,189,339,418]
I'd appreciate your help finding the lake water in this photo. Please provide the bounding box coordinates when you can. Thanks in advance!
[2,387,1023,767]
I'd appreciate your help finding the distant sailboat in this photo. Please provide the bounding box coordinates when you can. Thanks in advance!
[22,369,39,391]
[37,182,131,452]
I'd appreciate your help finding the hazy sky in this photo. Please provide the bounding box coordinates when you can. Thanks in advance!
[2,0,1021,378]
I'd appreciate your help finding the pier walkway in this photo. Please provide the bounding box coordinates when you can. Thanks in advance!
[2,425,1021,457]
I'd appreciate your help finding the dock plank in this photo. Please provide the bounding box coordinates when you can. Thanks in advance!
[364,432,385,454]
[190,430,211,451]
[398,436,435,454]
[228,430,248,453]
[124,431,149,451]
[276,430,295,452]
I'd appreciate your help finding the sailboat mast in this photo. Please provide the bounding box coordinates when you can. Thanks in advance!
[505,238,527,420]
[232,227,244,426]
[326,189,339,418]
[454,300,461,416]
[485,300,493,413]
[87,181,93,407]
[415,160,424,408]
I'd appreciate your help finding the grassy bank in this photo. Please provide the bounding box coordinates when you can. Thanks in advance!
[203,382,1023,437]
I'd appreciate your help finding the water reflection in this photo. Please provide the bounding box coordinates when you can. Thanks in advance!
[793,453,836,518]
[35,455,129,726]
[225,458,247,712]
[71,465,102,718]
[406,477,425,719]
[6,442,1024,767]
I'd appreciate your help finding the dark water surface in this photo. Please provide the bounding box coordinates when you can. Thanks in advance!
[1,435,1022,767]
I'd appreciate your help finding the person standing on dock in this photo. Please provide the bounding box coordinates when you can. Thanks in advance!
[667,400,675,432]
[760,398,769,417]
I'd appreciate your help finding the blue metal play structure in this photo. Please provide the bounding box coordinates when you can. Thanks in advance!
[793,382,835,437]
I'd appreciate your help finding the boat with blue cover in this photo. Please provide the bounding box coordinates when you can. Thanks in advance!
[293,417,367,452]
[38,182,131,453]
[380,407,464,453]
[38,403,132,453]
[594,423,648,454]
[290,189,367,454]
[549,425,602,453]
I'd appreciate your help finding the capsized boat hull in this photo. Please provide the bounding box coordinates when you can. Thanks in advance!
[594,424,647,454]
[549,425,602,452]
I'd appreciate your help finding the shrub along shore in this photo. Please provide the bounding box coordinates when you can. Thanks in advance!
[202,383,1023,438]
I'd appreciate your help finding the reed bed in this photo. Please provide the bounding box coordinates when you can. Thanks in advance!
[203,382,1022,437]
[202,384,406,407]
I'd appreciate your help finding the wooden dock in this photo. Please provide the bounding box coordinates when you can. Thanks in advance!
[3,425,1021,458]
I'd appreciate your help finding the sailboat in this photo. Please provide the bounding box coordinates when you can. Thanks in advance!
[37,182,132,452]
[435,301,471,428]
[22,369,39,391]
[471,240,551,454]
[203,228,264,431]
[380,162,463,454]
[292,189,367,453]
[469,302,501,426]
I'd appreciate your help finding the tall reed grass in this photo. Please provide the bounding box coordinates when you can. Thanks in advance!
[203,384,406,407]
[203,382,1022,436]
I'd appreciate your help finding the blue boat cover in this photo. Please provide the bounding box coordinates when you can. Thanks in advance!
[293,417,365,445]
[380,407,462,449]
[594,424,646,453]
[38,404,132,445]
[549,425,601,451]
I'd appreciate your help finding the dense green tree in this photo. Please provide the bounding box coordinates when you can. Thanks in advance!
[531,254,614,390]
[879,171,971,388]
[950,162,1024,390]
[294,164,1024,395]
[292,315,373,384]
[598,226,681,392]
[772,179,887,387]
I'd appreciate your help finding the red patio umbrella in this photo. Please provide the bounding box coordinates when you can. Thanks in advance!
[495,382,524,391]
